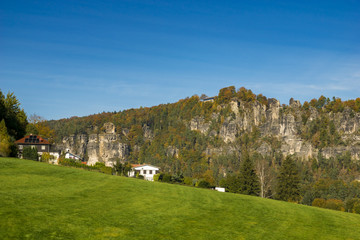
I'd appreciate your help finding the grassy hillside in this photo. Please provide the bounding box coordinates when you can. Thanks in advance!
[1,158,360,240]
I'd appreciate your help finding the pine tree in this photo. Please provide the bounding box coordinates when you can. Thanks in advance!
[238,152,260,196]
[276,155,301,202]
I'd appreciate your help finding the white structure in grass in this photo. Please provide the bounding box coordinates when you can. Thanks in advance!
[129,164,160,181]
[65,151,82,160]
[215,187,225,192]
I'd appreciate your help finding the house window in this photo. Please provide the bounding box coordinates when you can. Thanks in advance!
[19,145,23,149]
[41,145,46,150]
[149,170,152,174]
[143,170,147,174]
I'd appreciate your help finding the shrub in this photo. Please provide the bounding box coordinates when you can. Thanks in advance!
[94,162,106,169]
[161,173,172,183]
[184,177,193,186]
[40,152,54,163]
[197,180,211,188]
[312,198,326,208]
[153,173,161,181]
[100,166,113,175]
[353,201,360,214]
[58,158,99,171]
[312,198,345,212]
[23,147,38,161]
[325,199,345,212]
[345,198,360,213]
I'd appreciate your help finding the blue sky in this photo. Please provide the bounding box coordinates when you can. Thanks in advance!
[1,0,359,120]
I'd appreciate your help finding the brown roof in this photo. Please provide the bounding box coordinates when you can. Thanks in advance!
[15,135,50,145]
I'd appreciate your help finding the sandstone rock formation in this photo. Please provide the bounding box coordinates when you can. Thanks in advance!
[58,97,360,166]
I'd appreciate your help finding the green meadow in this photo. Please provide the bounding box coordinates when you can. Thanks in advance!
[1,158,360,240]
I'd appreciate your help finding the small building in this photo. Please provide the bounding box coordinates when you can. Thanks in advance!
[129,164,160,181]
[201,97,215,102]
[15,135,60,160]
[65,151,82,160]
[215,187,226,192]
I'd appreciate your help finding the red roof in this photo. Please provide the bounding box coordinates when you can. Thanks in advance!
[15,135,50,145]
[131,164,144,168]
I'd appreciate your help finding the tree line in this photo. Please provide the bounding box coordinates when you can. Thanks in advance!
[0,90,28,157]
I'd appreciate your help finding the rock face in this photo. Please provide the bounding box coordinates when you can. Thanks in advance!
[60,123,129,167]
[59,98,360,166]
[188,98,360,161]
[190,117,210,134]
[103,122,116,134]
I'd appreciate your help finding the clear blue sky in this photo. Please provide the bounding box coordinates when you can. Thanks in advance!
[1,0,359,120]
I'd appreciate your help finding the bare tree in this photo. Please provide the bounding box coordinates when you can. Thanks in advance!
[28,114,45,124]
[256,157,273,198]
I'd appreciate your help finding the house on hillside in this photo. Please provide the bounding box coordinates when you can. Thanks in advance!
[65,151,82,161]
[129,164,160,181]
[201,96,215,102]
[15,135,60,160]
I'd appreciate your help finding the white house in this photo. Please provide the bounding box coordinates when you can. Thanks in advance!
[201,96,215,102]
[129,164,160,181]
[65,151,82,160]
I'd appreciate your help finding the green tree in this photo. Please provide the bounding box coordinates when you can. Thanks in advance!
[23,146,39,161]
[40,152,54,163]
[122,162,132,176]
[217,86,236,104]
[238,152,260,196]
[0,119,12,157]
[220,174,241,193]
[197,180,211,188]
[113,160,123,176]
[1,91,27,139]
[276,155,301,202]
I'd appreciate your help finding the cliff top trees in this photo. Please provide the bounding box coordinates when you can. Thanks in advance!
[217,86,236,104]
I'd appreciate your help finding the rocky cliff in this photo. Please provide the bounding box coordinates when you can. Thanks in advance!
[60,122,130,166]
[52,92,360,169]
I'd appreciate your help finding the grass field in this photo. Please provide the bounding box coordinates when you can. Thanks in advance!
[1,157,360,240]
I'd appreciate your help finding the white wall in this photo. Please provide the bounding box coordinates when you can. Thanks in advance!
[129,165,159,181]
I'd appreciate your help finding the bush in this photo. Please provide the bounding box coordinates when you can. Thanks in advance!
[161,173,172,183]
[325,199,344,212]
[40,152,54,163]
[353,201,360,214]
[94,162,106,169]
[100,166,113,175]
[312,198,345,212]
[58,158,98,171]
[197,180,211,188]
[184,177,194,186]
[312,198,326,208]
[23,147,38,161]
[153,173,161,181]
[345,198,360,213]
